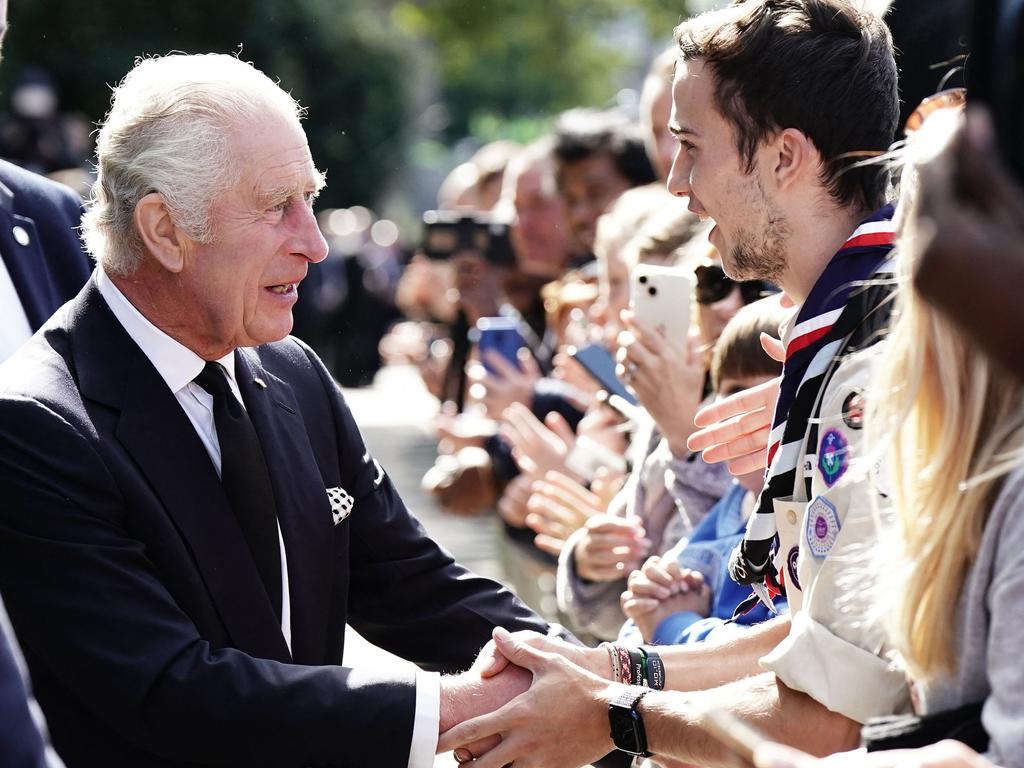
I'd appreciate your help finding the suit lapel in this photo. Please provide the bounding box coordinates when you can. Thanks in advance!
[72,284,292,662]
[0,180,58,330]
[236,349,335,665]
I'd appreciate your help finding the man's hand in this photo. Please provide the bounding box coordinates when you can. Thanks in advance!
[501,402,577,480]
[620,557,711,643]
[618,311,705,456]
[574,514,651,582]
[438,652,532,759]
[438,627,618,768]
[687,346,782,476]
[475,629,613,681]
[525,471,603,556]
[467,350,542,420]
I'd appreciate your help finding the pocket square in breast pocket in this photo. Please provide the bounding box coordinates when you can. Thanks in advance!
[326,486,354,525]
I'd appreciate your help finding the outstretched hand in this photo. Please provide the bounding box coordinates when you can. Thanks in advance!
[687,335,783,476]
[438,627,618,768]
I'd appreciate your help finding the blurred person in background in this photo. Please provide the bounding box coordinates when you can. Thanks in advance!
[0,66,84,176]
[553,108,657,259]
[639,47,679,182]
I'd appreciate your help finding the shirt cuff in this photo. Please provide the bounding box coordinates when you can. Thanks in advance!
[759,611,910,723]
[407,669,440,768]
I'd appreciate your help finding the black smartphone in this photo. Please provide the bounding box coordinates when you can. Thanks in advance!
[421,210,515,267]
[569,343,638,406]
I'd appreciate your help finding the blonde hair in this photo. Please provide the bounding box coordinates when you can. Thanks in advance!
[83,53,310,276]
[867,110,1024,679]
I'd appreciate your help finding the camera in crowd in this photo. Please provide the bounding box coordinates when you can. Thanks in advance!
[421,210,516,267]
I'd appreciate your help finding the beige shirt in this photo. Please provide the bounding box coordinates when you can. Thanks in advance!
[760,340,911,724]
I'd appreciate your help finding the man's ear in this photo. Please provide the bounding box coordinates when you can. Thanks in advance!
[134,192,191,273]
[771,128,816,192]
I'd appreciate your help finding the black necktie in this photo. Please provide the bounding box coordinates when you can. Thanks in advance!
[193,361,282,618]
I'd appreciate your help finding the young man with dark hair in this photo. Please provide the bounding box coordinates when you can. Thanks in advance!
[439,3,908,766]
[552,108,657,257]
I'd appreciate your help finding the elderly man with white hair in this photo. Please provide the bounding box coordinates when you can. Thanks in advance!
[0,53,560,768]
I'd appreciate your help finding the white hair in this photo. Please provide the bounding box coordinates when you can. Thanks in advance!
[82,53,306,276]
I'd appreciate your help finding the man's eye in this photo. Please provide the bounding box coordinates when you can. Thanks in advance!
[679,139,695,151]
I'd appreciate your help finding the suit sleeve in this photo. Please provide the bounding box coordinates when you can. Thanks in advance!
[0,395,419,767]
[297,340,557,671]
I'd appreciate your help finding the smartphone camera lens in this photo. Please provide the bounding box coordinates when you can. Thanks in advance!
[648,286,657,296]
[638,275,647,284]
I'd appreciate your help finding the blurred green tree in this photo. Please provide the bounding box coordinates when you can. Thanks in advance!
[0,0,414,209]
[392,0,689,140]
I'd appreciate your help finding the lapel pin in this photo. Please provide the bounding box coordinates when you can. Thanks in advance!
[253,376,268,389]
[12,225,30,247]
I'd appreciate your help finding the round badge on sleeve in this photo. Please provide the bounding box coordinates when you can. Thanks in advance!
[805,496,841,559]
[842,389,865,430]
[13,225,31,247]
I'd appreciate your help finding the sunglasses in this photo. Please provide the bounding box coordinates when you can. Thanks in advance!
[694,264,779,305]
[903,88,966,135]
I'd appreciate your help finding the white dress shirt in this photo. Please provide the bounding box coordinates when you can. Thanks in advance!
[0,253,33,364]
[95,271,440,768]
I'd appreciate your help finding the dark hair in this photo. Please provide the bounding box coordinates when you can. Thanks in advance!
[711,296,787,392]
[552,108,658,187]
[675,0,899,211]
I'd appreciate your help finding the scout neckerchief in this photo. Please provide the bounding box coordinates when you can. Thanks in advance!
[728,205,897,614]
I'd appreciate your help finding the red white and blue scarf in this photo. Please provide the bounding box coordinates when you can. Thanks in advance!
[728,205,897,608]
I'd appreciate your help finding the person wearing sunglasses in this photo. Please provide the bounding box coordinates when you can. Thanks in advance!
[693,254,778,355]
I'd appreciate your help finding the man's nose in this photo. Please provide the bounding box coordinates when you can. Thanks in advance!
[667,150,691,198]
[296,204,329,263]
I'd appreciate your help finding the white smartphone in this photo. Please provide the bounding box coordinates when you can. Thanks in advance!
[630,264,693,349]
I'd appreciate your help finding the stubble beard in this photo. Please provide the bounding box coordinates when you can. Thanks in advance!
[727,178,789,285]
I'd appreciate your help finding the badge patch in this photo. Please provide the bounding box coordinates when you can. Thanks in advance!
[842,389,865,430]
[805,496,841,558]
[326,486,354,525]
[786,546,802,591]
[818,429,849,487]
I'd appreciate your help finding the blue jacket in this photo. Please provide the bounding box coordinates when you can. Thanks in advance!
[621,482,785,645]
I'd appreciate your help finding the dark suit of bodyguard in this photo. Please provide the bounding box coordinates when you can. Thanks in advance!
[0,54,550,767]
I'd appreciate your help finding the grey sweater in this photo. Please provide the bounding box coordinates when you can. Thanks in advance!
[916,464,1024,767]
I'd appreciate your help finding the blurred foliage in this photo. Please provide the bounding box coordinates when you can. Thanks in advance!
[0,0,414,209]
[392,0,690,140]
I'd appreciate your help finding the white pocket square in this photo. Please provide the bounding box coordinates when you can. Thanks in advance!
[326,486,354,525]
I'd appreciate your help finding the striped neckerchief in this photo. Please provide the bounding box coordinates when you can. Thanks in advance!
[728,204,897,609]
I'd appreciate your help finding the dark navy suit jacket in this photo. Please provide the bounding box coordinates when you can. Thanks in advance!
[1,596,54,768]
[0,159,91,331]
[0,279,552,768]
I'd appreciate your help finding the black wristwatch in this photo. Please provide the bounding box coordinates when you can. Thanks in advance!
[608,685,653,757]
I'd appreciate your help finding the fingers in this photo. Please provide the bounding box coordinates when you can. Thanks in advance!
[621,592,660,617]
[544,470,601,509]
[482,348,519,381]
[691,376,781,430]
[584,514,645,536]
[473,640,510,679]
[532,533,567,556]
[438,708,507,756]
[726,449,771,478]
[544,411,577,446]
[699,424,771,464]
[760,333,786,363]
[492,626,550,671]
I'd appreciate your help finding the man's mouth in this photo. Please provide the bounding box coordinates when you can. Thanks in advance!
[267,283,297,295]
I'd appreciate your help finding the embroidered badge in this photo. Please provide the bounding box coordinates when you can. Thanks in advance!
[805,496,841,558]
[326,486,354,525]
[786,546,802,591]
[818,429,849,487]
[842,389,865,430]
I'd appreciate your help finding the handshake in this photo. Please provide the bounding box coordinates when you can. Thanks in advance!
[437,628,624,768]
